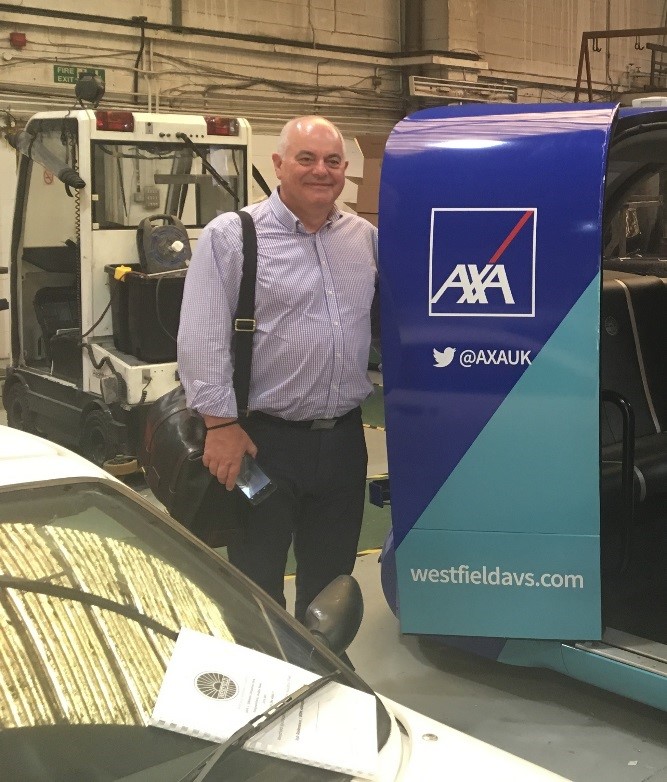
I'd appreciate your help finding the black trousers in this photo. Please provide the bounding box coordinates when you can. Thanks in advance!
[226,409,367,622]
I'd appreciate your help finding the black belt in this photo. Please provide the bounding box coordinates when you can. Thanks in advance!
[249,407,361,430]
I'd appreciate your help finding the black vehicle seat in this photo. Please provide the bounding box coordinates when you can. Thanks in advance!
[32,286,81,381]
[22,243,78,274]
[604,255,667,280]
[600,271,667,511]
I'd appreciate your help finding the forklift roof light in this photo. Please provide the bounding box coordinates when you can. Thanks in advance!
[95,111,135,132]
[205,116,239,136]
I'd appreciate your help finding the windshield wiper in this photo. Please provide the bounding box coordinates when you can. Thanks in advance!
[177,669,341,782]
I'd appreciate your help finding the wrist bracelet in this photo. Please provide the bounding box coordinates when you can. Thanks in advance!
[206,419,239,431]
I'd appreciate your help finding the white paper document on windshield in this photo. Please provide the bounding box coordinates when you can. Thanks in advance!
[150,627,378,780]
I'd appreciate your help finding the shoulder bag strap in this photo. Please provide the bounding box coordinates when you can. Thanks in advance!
[232,210,258,416]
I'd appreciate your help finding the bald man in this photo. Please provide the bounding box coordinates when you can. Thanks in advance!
[178,116,378,624]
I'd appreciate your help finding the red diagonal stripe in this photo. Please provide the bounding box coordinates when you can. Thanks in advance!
[487,210,533,265]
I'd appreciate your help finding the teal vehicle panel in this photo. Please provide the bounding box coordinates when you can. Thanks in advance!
[500,641,667,713]
[396,528,600,638]
[411,274,601,538]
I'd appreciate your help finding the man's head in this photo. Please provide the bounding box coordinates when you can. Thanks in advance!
[272,116,348,228]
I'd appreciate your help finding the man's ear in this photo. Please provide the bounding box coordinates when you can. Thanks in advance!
[271,152,283,179]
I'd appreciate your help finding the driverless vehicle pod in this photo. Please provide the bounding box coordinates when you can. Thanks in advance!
[378,102,667,711]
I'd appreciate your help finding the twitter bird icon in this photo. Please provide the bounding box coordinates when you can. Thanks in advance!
[433,347,456,367]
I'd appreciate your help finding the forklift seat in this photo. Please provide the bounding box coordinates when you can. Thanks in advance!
[33,286,79,357]
[32,286,82,381]
[23,243,78,274]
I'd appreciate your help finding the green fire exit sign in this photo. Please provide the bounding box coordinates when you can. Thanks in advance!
[53,66,105,85]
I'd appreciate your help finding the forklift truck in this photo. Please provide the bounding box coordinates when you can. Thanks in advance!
[3,88,253,471]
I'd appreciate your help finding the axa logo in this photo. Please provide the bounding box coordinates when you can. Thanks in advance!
[429,208,536,318]
[432,264,515,305]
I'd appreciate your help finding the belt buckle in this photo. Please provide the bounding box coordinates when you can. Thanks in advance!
[310,418,336,430]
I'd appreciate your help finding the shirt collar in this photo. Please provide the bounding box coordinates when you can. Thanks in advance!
[270,188,343,233]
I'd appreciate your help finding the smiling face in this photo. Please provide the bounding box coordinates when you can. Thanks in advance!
[272,117,348,229]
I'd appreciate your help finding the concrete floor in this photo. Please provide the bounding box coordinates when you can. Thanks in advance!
[2,383,667,780]
[286,554,667,782]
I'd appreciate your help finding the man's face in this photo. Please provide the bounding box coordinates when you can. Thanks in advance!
[272,120,348,215]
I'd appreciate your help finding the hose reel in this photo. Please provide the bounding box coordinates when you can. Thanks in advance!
[136,214,192,274]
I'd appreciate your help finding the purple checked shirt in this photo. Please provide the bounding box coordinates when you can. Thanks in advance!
[177,189,378,421]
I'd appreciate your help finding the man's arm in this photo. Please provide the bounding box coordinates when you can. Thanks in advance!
[177,215,256,489]
[177,217,240,418]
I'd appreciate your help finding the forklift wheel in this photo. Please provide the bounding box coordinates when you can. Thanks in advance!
[80,409,119,467]
[5,383,37,433]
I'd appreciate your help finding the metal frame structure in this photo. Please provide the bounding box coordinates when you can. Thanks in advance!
[574,26,667,102]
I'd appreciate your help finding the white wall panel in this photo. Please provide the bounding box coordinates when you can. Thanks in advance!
[479,0,665,98]
[3,2,667,138]
[0,4,402,135]
[26,0,399,50]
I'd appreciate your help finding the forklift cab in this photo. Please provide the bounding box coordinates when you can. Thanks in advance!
[377,102,667,712]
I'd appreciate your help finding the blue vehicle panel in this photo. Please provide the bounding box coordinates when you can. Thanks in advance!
[377,101,667,710]
[378,103,616,638]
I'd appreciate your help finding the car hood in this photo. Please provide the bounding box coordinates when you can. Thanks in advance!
[376,695,569,782]
[0,425,111,486]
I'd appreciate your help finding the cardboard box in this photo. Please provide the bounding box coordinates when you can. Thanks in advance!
[355,134,389,161]
[355,184,379,213]
[346,133,388,223]
[360,158,382,185]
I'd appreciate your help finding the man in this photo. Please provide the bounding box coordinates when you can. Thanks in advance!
[178,116,378,622]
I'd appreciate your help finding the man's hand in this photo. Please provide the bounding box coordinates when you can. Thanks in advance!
[202,417,258,491]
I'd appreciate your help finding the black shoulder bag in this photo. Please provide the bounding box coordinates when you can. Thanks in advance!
[139,211,257,547]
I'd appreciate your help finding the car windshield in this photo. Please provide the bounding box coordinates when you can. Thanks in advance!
[0,479,389,781]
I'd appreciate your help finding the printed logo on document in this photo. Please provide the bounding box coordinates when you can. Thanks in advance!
[429,208,537,318]
[196,671,239,700]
